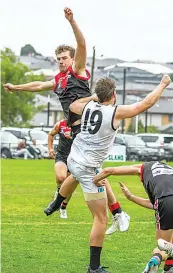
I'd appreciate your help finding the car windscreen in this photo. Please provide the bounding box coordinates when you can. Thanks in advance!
[124,135,146,146]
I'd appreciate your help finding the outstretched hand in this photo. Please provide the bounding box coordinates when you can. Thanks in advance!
[64,7,74,22]
[119,182,132,200]
[3,83,15,92]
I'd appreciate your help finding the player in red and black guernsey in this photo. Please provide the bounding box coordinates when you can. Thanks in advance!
[48,119,73,219]
[5,7,132,238]
[94,162,173,273]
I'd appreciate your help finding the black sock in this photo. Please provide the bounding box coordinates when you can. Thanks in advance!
[52,193,66,211]
[109,202,122,216]
[61,201,67,210]
[90,246,102,270]
[164,257,173,271]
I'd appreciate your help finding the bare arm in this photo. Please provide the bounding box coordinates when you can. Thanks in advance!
[114,74,172,120]
[48,123,60,158]
[3,80,55,92]
[64,8,86,74]
[69,94,98,114]
[93,164,142,184]
[120,182,153,210]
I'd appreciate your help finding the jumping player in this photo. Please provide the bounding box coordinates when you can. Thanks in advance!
[44,74,173,273]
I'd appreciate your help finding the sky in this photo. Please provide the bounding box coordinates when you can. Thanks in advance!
[1,0,173,62]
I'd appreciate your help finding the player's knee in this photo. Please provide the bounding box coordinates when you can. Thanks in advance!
[56,174,67,183]
[95,213,108,226]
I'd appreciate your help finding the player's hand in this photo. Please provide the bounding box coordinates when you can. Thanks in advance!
[161,74,173,87]
[95,179,107,187]
[91,93,98,102]
[119,182,133,200]
[49,148,55,159]
[64,7,74,22]
[3,83,16,92]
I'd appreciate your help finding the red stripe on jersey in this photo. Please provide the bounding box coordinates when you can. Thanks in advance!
[69,66,90,80]
[140,164,144,183]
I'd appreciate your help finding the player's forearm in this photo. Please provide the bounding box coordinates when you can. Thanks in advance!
[48,135,54,150]
[140,83,166,111]
[128,195,153,210]
[12,82,45,92]
[69,19,86,46]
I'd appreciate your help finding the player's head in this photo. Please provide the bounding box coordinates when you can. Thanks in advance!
[95,77,116,105]
[55,44,75,73]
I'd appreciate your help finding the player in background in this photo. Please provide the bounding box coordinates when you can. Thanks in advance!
[94,162,173,273]
[48,119,73,219]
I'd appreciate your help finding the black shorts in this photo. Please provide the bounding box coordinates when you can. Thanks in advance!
[154,195,173,230]
[55,151,68,165]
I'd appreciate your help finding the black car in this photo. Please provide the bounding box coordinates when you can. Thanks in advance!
[114,134,162,162]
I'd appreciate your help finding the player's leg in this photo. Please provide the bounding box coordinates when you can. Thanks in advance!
[86,196,110,273]
[44,174,78,216]
[54,161,72,218]
[142,196,173,273]
[105,180,130,234]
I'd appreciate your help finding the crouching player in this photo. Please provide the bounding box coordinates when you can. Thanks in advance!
[94,162,173,273]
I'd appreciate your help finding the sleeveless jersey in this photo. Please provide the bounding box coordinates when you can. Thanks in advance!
[141,161,173,204]
[56,120,73,155]
[54,66,91,126]
[69,100,119,167]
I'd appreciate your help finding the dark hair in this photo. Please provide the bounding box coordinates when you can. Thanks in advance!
[95,77,116,103]
[55,44,75,58]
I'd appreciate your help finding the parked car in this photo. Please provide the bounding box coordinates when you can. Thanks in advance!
[0,131,20,158]
[1,127,49,158]
[137,133,173,160]
[164,141,173,161]
[114,134,162,161]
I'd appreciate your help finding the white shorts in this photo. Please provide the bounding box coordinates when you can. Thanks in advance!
[67,157,106,199]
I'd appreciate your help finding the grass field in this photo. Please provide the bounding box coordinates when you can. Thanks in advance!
[1,160,173,273]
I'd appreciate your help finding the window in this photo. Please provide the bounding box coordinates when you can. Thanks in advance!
[140,136,159,143]
[168,114,173,122]
[164,137,173,144]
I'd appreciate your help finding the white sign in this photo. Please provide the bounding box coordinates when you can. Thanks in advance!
[106,145,126,162]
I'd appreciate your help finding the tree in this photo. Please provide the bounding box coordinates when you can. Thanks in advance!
[126,119,159,133]
[1,48,45,127]
[20,44,42,56]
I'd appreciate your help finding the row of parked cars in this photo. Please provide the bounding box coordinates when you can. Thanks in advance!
[1,127,173,161]
[114,133,173,162]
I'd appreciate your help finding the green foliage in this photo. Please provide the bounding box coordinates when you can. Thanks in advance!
[126,119,159,133]
[1,48,45,127]
[20,44,42,56]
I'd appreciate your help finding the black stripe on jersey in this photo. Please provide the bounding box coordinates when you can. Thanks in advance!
[111,105,118,130]
[81,100,93,117]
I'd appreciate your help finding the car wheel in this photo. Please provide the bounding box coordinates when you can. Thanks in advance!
[129,154,139,162]
[1,148,12,159]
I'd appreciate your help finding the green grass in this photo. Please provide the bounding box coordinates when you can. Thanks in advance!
[1,160,173,273]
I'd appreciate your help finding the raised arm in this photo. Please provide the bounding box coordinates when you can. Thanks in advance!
[4,79,55,92]
[119,182,153,210]
[94,164,142,184]
[48,122,60,158]
[69,94,98,115]
[114,74,173,120]
[64,7,86,75]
